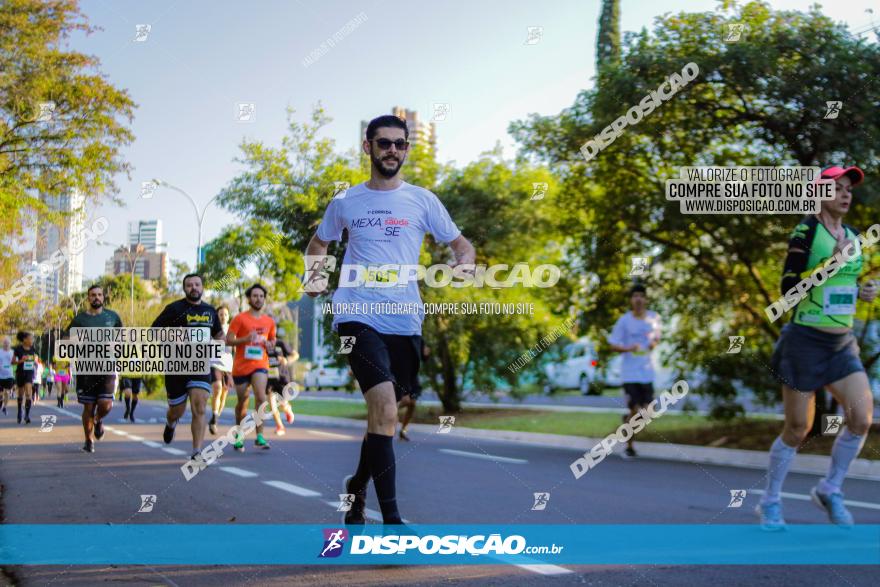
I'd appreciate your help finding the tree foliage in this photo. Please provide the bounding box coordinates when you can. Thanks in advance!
[510,1,880,409]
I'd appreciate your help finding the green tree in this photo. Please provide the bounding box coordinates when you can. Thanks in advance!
[418,147,572,412]
[511,1,880,420]
[596,0,621,69]
[202,219,301,307]
[166,260,192,296]
[0,0,136,309]
[217,105,367,258]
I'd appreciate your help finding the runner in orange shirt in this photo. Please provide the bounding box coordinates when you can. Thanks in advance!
[227,284,276,451]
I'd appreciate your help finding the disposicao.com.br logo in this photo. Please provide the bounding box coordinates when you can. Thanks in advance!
[319,529,563,558]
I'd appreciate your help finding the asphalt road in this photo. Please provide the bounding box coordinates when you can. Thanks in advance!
[1,397,878,586]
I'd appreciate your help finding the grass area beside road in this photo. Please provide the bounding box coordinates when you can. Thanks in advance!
[280,398,880,460]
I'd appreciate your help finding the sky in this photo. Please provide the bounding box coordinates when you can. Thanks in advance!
[71,0,879,279]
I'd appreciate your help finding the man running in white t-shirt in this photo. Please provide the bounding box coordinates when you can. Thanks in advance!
[305,114,475,526]
[608,284,661,459]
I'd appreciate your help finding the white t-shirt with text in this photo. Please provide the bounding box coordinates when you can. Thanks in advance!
[316,181,461,335]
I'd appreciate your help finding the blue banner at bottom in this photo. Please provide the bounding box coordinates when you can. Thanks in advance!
[1,525,877,565]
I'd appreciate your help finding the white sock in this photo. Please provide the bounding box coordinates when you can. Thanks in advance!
[817,429,866,495]
[762,436,797,504]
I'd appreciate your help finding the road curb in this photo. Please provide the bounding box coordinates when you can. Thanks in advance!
[297,414,880,482]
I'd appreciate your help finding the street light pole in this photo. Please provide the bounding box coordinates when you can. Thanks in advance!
[150,179,220,269]
[97,241,165,323]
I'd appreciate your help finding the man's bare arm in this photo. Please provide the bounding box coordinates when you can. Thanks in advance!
[303,234,332,298]
[449,235,476,268]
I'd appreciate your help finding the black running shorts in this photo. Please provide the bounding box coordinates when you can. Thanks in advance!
[337,321,422,402]
[76,375,116,405]
[121,377,143,394]
[623,382,654,409]
[164,374,212,407]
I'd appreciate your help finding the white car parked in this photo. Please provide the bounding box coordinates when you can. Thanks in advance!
[543,337,619,395]
[303,364,352,391]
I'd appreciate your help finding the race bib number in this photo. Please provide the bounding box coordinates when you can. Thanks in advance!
[23,361,34,370]
[58,369,67,376]
[823,286,857,316]
[268,367,280,378]
[365,268,400,287]
[244,345,263,360]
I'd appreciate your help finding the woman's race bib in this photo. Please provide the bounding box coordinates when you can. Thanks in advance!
[23,361,34,370]
[268,367,280,378]
[823,286,857,316]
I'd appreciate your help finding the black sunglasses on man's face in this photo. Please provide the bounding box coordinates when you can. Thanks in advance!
[371,138,409,151]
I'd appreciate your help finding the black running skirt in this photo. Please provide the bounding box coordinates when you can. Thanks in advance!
[770,323,864,392]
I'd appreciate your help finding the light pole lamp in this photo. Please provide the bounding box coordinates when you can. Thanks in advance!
[97,240,167,321]
[148,179,220,269]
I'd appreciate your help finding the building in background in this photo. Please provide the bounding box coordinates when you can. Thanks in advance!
[35,189,85,303]
[105,243,167,281]
[360,106,437,151]
[128,220,164,252]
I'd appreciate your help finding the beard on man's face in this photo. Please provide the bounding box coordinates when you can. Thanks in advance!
[371,150,403,178]
[185,288,201,302]
[90,298,103,309]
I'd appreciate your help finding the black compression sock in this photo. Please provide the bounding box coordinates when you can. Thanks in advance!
[366,433,400,523]
[124,396,131,413]
[17,398,22,420]
[24,400,31,419]
[350,436,371,491]
[130,397,138,418]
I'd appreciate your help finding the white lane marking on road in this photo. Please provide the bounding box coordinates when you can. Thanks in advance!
[750,489,880,511]
[162,447,187,456]
[142,441,163,448]
[363,507,386,522]
[439,448,528,464]
[110,429,128,436]
[513,564,573,575]
[308,429,356,440]
[219,467,259,478]
[262,480,321,497]
[48,406,79,418]
[127,434,144,441]
[320,501,405,523]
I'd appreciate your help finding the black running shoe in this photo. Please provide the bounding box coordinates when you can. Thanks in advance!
[129,415,135,423]
[622,447,637,459]
[123,409,130,420]
[163,422,176,444]
[24,416,30,424]
[208,414,217,435]
[94,419,105,440]
[82,440,95,453]
[342,475,367,525]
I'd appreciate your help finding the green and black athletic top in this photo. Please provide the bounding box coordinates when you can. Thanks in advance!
[782,216,863,328]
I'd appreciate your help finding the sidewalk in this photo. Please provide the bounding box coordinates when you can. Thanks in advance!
[296,392,786,419]
[297,413,880,482]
